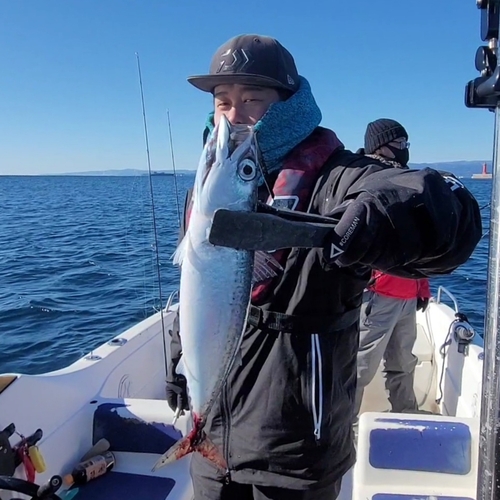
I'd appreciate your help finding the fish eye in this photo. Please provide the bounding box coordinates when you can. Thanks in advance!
[238,159,257,181]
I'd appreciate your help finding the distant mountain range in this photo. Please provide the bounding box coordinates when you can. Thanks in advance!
[410,161,492,178]
[49,169,194,176]
[30,161,493,178]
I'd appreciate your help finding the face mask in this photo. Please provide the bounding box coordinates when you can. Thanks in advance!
[387,145,409,167]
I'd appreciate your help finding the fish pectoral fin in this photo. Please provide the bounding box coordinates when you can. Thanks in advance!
[151,431,227,472]
[252,251,283,284]
[172,234,188,266]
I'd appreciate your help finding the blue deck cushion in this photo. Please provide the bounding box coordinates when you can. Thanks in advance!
[369,418,471,475]
[373,495,474,500]
[72,471,175,500]
[93,402,182,454]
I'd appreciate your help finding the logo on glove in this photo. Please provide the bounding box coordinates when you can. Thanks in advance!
[329,216,360,260]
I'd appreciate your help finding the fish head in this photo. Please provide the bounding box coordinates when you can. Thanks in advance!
[197,115,260,217]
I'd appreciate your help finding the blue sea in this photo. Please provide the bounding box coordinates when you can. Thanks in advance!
[0,175,491,375]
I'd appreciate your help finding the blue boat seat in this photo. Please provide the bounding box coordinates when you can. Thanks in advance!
[91,398,184,454]
[63,398,193,500]
[372,495,473,500]
[369,417,471,474]
[353,412,479,500]
[71,471,175,500]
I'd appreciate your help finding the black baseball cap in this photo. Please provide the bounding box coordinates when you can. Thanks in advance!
[187,34,300,94]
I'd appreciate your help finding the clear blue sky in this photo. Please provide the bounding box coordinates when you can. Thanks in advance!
[0,0,494,175]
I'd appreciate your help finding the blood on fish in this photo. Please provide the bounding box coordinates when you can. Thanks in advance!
[165,414,227,470]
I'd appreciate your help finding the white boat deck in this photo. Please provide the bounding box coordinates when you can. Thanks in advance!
[0,295,484,500]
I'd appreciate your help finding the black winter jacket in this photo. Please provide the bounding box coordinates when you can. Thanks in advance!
[168,146,481,489]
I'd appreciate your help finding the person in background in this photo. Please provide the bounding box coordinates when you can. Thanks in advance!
[354,118,432,418]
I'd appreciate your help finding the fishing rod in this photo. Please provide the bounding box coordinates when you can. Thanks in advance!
[166,110,182,229]
[135,52,169,379]
[465,1,500,499]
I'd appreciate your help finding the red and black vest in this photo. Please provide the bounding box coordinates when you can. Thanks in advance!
[251,127,343,304]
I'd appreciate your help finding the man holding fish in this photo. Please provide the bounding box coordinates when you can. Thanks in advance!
[159,34,482,500]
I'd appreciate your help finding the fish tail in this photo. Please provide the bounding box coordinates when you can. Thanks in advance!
[151,418,227,472]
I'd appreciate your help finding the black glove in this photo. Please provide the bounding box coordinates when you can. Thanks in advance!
[166,375,189,412]
[323,167,482,278]
[417,297,429,312]
[323,194,407,271]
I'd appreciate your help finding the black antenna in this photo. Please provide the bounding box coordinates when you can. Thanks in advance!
[166,109,182,228]
[135,52,168,379]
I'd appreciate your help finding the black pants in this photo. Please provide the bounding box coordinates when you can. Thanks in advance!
[191,455,343,500]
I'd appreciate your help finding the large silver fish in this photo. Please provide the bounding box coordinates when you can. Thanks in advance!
[152,115,278,472]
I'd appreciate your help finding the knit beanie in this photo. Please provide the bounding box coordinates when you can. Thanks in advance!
[364,119,408,154]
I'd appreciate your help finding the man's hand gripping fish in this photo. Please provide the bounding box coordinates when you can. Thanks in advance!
[152,115,280,472]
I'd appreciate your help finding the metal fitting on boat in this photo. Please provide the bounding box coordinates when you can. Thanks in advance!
[454,323,475,342]
[451,312,476,355]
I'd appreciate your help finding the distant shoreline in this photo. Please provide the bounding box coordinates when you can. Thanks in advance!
[0,171,196,177]
[0,161,493,178]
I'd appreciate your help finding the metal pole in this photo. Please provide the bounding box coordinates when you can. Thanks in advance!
[478,104,500,500]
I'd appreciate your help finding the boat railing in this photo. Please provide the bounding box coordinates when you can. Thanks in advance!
[165,290,179,312]
[435,286,460,313]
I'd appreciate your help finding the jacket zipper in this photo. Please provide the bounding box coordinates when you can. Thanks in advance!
[222,378,232,481]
